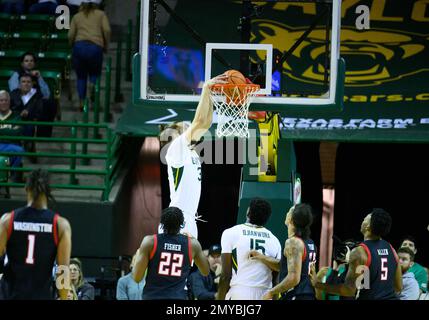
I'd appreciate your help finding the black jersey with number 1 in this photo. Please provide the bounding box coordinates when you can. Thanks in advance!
[3,207,59,300]
[143,233,192,300]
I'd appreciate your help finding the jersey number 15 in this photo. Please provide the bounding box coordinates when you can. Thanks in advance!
[250,238,266,255]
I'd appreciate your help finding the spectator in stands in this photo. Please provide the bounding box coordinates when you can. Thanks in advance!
[420,268,429,300]
[397,247,420,300]
[9,52,51,100]
[0,0,25,14]
[9,52,57,137]
[9,74,43,157]
[68,1,110,111]
[66,0,103,15]
[66,0,82,15]
[29,0,58,15]
[315,238,358,300]
[189,244,222,300]
[0,90,24,182]
[116,253,145,300]
[66,284,78,300]
[70,258,95,300]
[400,236,428,294]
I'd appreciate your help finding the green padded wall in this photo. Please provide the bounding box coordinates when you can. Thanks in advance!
[238,137,298,246]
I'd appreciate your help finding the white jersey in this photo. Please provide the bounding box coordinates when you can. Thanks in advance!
[221,223,282,290]
[164,133,201,237]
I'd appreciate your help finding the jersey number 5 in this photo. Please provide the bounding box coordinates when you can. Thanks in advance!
[25,234,36,265]
[381,258,388,280]
[158,252,184,277]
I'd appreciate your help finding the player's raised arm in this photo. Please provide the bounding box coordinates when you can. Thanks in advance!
[132,235,154,283]
[312,246,366,297]
[263,238,304,299]
[191,238,210,276]
[56,216,72,300]
[184,74,228,143]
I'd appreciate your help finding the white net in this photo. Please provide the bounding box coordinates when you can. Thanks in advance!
[209,84,260,138]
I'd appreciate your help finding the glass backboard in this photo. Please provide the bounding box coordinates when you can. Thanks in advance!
[139,0,342,108]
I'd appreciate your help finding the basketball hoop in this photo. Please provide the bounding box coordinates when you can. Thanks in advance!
[209,83,260,138]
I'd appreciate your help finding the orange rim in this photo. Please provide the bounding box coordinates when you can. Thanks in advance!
[210,83,260,93]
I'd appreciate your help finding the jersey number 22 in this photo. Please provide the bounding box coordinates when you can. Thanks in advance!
[158,252,184,277]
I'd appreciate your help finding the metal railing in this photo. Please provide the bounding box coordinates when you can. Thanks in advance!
[0,119,122,201]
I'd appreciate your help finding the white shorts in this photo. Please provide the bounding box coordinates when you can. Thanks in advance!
[226,286,269,300]
[158,214,198,239]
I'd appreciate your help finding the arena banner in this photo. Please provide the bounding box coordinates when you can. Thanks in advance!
[118,0,429,142]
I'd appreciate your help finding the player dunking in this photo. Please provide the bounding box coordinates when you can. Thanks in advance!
[217,198,282,300]
[311,208,402,299]
[0,169,72,300]
[260,204,317,300]
[159,74,228,239]
[133,207,209,300]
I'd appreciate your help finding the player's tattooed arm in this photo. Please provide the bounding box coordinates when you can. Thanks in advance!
[132,235,153,283]
[313,246,366,297]
[249,250,280,272]
[263,238,303,299]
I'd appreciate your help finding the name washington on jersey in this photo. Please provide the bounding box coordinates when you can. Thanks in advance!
[13,222,53,233]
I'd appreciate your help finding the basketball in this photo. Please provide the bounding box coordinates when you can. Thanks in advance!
[224,69,247,85]
[222,69,248,103]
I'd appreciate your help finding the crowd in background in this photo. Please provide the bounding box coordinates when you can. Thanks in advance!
[0,0,110,182]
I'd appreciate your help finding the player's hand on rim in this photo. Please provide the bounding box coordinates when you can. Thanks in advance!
[203,74,228,89]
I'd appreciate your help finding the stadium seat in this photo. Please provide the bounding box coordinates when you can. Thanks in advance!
[0,13,13,33]
[13,14,55,33]
[36,51,72,79]
[0,156,10,199]
[0,50,26,71]
[46,32,71,52]
[0,69,14,90]
[9,32,47,52]
[41,70,62,99]
[0,31,10,50]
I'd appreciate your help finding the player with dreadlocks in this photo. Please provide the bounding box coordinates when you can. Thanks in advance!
[133,207,209,299]
[0,169,72,300]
